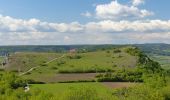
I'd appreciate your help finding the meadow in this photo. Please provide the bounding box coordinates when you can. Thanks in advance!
[31,82,138,100]
[6,47,138,83]
[6,52,63,71]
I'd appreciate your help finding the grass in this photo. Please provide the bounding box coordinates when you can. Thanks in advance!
[7,48,138,73]
[31,83,108,94]
[31,82,138,99]
[0,56,4,63]
[31,82,115,99]
[6,52,62,71]
[6,47,138,82]
[48,49,137,73]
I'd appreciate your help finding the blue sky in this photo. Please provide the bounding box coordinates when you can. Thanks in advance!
[0,0,170,22]
[0,0,170,45]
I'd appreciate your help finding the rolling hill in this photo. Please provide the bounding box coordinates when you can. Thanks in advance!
[4,46,139,83]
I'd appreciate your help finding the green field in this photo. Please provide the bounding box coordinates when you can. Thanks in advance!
[7,48,137,72]
[31,83,115,100]
[31,82,136,100]
[5,47,138,82]
[6,52,63,71]
[150,54,170,69]
[0,56,4,63]
[31,83,112,95]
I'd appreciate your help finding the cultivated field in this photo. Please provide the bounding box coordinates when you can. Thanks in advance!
[150,54,170,69]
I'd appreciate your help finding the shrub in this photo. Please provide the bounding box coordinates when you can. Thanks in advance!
[57,60,66,66]
[40,63,47,66]
[113,49,121,53]
[26,79,45,84]
[58,80,95,83]
[67,55,82,59]
[125,47,141,56]
[106,50,110,53]
[0,69,5,71]
[96,69,143,82]
[50,66,58,70]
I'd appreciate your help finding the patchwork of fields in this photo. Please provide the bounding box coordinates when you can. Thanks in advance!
[150,54,170,69]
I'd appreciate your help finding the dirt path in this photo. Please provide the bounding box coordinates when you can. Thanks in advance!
[45,54,65,64]
[19,54,65,76]
[41,73,97,82]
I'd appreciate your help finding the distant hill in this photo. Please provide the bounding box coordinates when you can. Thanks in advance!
[5,46,139,82]
[0,43,170,55]
[0,45,127,54]
[135,43,170,56]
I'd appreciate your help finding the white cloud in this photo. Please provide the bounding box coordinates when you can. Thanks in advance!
[81,11,92,18]
[95,0,153,20]
[0,14,170,45]
[0,15,83,33]
[123,32,170,43]
[85,20,170,33]
[132,0,144,6]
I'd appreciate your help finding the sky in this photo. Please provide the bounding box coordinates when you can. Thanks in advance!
[0,0,170,45]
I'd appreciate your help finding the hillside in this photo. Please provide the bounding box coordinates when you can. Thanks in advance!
[4,46,139,83]
[1,43,170,71]
[135,43,170,69]
[0,45,168,100]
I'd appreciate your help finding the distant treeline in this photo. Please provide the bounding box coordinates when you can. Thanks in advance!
[0,43,170,55]
[0,45,127,54]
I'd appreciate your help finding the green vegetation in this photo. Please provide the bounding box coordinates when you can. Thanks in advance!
[5,47,138,82]
[0,45,170,99]
[31,83,115,100]
[6,52,62,71]
[96,47,164,83]
[0,71,169,100]
[0,56,4,63]
[51,49,137,73]
[149,55,170,69]
[96,69,143,82]
[134,43,170,70]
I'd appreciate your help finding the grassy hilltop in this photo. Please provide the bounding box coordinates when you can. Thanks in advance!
[5,46,139,82]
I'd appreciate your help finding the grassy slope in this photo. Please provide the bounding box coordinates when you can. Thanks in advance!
[6,52,63,71]
[48,49,137,73]
[0,56,4,63]
[31,83,110,94]
[5,47,138,82]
